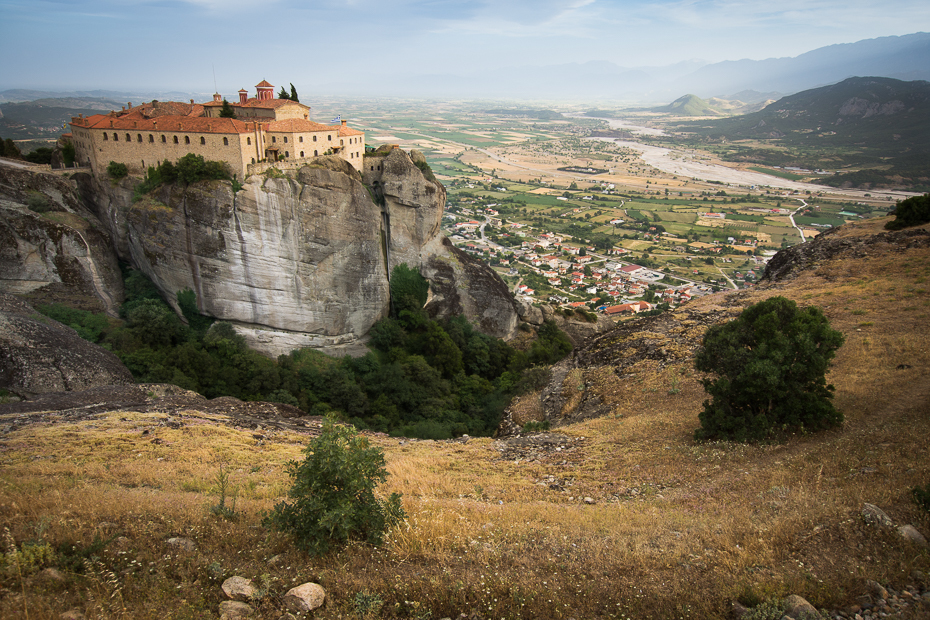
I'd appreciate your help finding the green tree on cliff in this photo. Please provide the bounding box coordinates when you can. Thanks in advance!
[278,86,290,100]
[219,99,236,118]
[289,83,299,103]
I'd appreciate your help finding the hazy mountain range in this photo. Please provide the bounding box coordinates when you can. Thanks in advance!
[1,32,927,105]
[355,32,930,102]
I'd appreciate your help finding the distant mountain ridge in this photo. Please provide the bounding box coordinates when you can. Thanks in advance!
[675,76,930,190]
[326,32,930,102]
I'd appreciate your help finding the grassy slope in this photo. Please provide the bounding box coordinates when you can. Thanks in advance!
[2,218,929,619]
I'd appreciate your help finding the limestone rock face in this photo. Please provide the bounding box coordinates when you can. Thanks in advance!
[76,151,518,356]
[0,293,133,397]
[0,166,124,314]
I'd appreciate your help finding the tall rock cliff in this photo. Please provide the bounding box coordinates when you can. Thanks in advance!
[0,165,124,314]
[73,149,518,356]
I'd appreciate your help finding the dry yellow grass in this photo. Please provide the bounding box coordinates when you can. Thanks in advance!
[1,218,929,619]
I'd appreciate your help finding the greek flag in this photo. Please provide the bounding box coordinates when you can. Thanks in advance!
[330,115,341,123]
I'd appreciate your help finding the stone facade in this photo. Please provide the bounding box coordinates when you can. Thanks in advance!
[69,81,364,179]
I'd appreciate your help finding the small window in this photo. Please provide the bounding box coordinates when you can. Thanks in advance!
[113,133,118,141]
[328,135,332,141]
[148,134,153,142]
[340,139,344,146]
[314,150,318,156]
[126,133,131,141]
[285,151,289,158]
[200,137,205,145]
[313,135,317,142]
[299,136,303,143]
[161,135,166,143]
[185,136,190,144]
[247,137,251,145]
[251,157,255,163]
[271,136,276,143]
[103,133,108,141]
[283,137,288,143]
[300,151,304,157]
[174,136,179,144]
[137,134,142,142]
[223,137,228,146]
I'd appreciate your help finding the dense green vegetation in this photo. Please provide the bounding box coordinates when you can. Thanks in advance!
[264,415,404,556]
[885,194,930,230]
[37,264,571,439]
[694,296,845,442]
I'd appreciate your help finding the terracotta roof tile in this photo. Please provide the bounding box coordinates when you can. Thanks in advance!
[237,98,299,110]
[74,114,254,135]
[256,80,274,88]
[266,119,336,132]
[338,125,364,137]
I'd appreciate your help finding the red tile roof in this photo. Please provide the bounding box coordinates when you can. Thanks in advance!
[256,80,274,88]
[74,113,254,134]
[237,98,296,110]
[338,125,364,137]
[266,119,338,133]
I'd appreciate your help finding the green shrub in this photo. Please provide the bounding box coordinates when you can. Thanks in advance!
[523,420,550,433]
[913,483,930,514]
[107,161,128,180]
[26,191,52,213]
[264,416,405,556]
[885,193,930,230]
[694,296,845,441]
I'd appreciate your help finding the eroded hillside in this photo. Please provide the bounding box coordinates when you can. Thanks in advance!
[1,217,929,619]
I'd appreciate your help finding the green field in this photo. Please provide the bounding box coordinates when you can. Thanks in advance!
[748,166,805,181]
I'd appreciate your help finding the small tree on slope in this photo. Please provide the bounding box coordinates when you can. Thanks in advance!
[694,296,845,442]
[264,416,405,556]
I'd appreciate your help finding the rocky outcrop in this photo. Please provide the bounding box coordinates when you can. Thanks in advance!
[762,223,930,283]
[0,165,124,314]
[0,293,133,397]
[74,149,518,356]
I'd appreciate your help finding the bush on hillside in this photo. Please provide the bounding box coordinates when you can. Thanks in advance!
[885,193,930,230]
[694,296,845,441]
[263,416,404,556]
[107,161,128,180]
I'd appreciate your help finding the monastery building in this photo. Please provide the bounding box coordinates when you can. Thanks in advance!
[68,80,365,179]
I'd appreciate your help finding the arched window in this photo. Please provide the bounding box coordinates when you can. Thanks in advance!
[300,151,304,157]
[251,157,255,163]
[126,133,131,141]
[283,137,288,143]
[314,150,318,156]
[161,135,166,143]
[148,134,154,143]
[313,135,317,142]
[327,135,332,141]
[223,137,228,146]
[103,133,108,141]
[113,133,118,141]
[271,136,276,143]
[137,134,142,142]
[340,139,344,146]
[200,137,205,145]
[247,137,251,145]
[299,136,303,143]
[174,136,179,144]
[285,151,289,158]
[185,136,190,144]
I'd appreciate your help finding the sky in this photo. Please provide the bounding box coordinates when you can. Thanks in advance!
[1,0,929,97]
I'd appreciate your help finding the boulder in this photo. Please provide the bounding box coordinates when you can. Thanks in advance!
[861,503,893,527]
[898,524,929,548]
[283,582,325,613]
[222,576,258,602]
[782,594,819,619]
[218,600,254,620]
[166,537,196,552]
